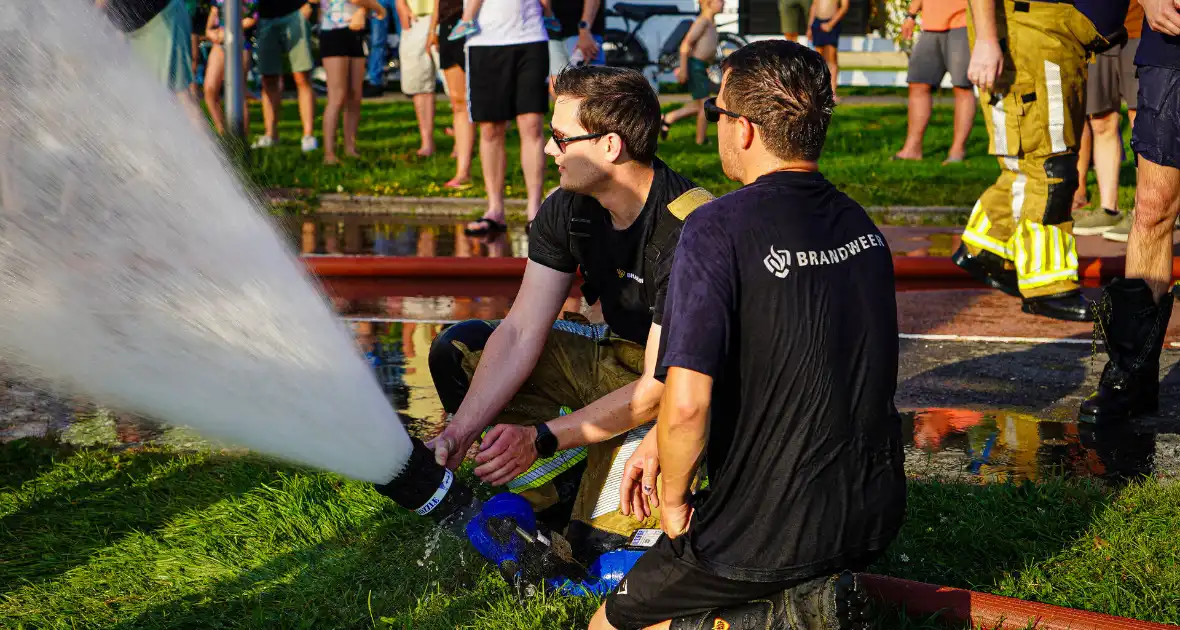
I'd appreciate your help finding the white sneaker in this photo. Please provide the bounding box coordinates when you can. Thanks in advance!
[251,135,275,149]
[301,136,318,153]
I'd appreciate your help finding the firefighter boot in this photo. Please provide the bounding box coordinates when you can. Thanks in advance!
[1079,278,1176,423]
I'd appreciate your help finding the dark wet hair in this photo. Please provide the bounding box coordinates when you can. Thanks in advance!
[720,40,835,162]
[552,65,662,163]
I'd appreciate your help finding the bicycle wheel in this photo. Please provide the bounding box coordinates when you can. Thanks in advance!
[603,29,648,69]
[707,33,747,92]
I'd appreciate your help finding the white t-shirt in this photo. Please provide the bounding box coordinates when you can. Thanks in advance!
[464,0,547,46]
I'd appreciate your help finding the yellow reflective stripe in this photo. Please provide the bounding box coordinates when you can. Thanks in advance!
[962,229,1014,259]
[506,446,588,492]
[1018,267,1079,289]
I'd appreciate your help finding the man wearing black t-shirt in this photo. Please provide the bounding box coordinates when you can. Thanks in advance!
[592,40,901,630]
[1082,0,1180,422]
[425,66,716,560]
[548,0,605,84]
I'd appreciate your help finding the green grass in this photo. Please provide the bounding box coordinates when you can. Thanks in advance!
[241,99,1139,211]
[3,438,1179,629]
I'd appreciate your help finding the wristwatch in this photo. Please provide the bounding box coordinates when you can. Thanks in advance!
[905,12,918,20]
[578,20,591,31]
[534,423,559,458]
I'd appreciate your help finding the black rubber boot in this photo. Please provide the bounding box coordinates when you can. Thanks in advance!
[669,571,872,630]
[951,244,1020,296]
[1079,278,1175,423]
[1021,290,1094,322]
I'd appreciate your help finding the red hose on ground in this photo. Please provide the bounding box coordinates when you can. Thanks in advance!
[304,256,1180,281]
[860,574,1174,630]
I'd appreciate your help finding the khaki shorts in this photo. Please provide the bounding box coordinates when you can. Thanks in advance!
[256,10,315,76]
[399,15,441,95]
[126,0,193,93]
[1086,38,1139,116]
[778,0,811,35]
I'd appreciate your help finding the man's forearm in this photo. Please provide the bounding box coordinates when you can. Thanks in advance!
[547,375,662,449]
[350,0,384,12]
[451,322,549,437]
[970,0,998,41]
[657,370,709,505]
[581,0,600,27]
[907,0,922,15]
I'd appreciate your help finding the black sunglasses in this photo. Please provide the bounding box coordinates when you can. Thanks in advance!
[704,97,754,125]
[550,127,607,153]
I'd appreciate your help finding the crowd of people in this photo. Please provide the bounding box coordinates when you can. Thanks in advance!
[94,0,1180,627]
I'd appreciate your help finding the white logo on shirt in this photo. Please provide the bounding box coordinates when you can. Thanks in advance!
[763,247,791,278]
[764,233,886,277]
[618,579,628,595]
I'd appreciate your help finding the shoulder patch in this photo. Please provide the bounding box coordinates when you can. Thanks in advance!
[667,187,715,220]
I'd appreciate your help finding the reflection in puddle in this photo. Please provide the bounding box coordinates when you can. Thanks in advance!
[4,320,1178,486]
[903,408,1178,483]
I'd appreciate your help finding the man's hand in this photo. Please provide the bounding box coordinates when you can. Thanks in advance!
[1144,0,1180,35]
[427,29,439,52]
[900,16,916,41]
[967,39,1004,91]
[401,13,414,30]
[620,429,659,519]
[425,421,482,470]
[675,65,689,84]
[661,499,693,540]
[805,26,813,41]
[300,2,313,20]
[575,31,600,61]
[820,20,834,32]
[474,424,539,486]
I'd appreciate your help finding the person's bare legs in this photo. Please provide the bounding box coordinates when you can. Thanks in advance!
[695,100,708,144]
[321,57,350,164]
[292,70,316,138]
[822,45,839,102]
[204,44,228,134]
[1126,158,1180,299]
[1074,120,1093,209]
[413,92,437,157]
[191,34,202,102]
[517,112,546,221]
[444,65,474,185]
[261,74,283,140]
[470,121,507,230]
[343,57,366,157]
[894,82,931,160]
[1089,110,1122,211]
[664,100,702,125]
[946,85,975,162]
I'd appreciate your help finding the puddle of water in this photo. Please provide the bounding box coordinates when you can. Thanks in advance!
[1,216,1162,477]
[4,318,1177,485]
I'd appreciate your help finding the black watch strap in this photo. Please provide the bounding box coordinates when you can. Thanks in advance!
[534,422,559,458]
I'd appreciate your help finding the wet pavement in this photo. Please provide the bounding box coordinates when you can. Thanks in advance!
[3,215,1180,486]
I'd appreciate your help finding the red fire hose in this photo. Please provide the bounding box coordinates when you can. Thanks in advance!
[860,574,1175,630]
[303,255,1180,281]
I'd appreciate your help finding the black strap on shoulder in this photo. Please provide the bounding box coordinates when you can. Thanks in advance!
[567,194,598,266]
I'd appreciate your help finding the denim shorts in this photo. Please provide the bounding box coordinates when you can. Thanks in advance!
[1131,65,1180,168]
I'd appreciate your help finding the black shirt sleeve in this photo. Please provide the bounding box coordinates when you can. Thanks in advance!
[527,191,578,274]
[651,236,678,327]
[654,212,735,382]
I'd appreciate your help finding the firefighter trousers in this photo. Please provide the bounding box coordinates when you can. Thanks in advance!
[963,0,1103,298]
[429,318,660,558]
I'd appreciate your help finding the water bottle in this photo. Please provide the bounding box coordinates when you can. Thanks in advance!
[570,47,585,67]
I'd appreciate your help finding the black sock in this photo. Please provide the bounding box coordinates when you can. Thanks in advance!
[1103,208,1120,216]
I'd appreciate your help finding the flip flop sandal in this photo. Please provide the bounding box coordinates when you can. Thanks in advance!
[444,180,473,190]
[464,217,508,236]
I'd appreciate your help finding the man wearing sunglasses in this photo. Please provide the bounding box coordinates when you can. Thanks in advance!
[590,39,901,630]
[425,65,715,562]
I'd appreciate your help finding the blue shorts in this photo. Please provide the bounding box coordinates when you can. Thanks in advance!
[810,17,840,48]
[1131,65,1180,169]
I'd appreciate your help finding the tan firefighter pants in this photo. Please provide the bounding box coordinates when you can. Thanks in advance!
[445,319,661,541]
[963,0,1104,298]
